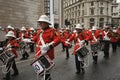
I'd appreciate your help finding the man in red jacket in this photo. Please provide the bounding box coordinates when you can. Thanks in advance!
[62,27,72,59]
[19,27,30,60]
[101,25,111,58]
[110,27,119,52]
[32,15,60,80]
[88,26,102,64]
[117,26,120,47]
[3,31,19,80]
[66,24,89,74]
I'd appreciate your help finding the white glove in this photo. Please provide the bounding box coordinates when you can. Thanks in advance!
[65,41,70,44]
[79,40,85,46]
[40,44,50,53]
[41,44,50,50]
[41,48,48,55]
[40,42,54,55]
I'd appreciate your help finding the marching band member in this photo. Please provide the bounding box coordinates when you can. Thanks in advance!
[5,25,15,34]
[29,27,36,53]
[88,26,102,64]
[110,27,119,53]
[60,28,66,52]
[66,24,89,74]
[5,25,16,46]
[101,25,111,59]
[62,27,72,59]
[3,31,19,80]
[117,26,120,47]
[19,27,30,60]
[32,15,60,80]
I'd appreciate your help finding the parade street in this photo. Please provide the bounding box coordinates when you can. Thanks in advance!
[0,44,120,80]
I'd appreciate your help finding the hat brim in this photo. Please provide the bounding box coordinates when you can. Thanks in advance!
[6,35,16,38]
[37,20,51,25]
[75,27,83,29]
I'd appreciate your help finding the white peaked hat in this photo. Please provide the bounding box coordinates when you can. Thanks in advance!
[92,26,97,30]
[7,25,14,30]
[6,31,16,38]
[21,27,26,31]
[37,15,51,25]
[66,27,69,30]
[75,24,83,29]
[30,27,34,31]
[104,25,109,28]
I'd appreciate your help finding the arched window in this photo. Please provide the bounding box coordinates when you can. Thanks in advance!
[90,18,95,28]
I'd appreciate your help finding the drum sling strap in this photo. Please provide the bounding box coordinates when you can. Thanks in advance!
[36,32,45,56]
[92,33,97,42]
[104,31,110,40]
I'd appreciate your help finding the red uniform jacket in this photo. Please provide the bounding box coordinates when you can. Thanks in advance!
[117,28,120,38]
[18,32,30,42]
[62,31,72,47]
[32,27,60,60]
[68,31,87,54]
[110,31,119,42]
[7,39,19,58]
[87,30,104,44]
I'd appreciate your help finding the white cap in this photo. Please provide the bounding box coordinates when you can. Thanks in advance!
[21,27,26,31]
[92,26,97,30]
[75,24,83,29]
[6,31,16,38]
[7,25,14,30]
[37,15,51,24]
[30,27,34,31]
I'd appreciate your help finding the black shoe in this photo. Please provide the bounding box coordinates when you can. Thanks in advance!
[62,50,65,52]
[81,68,85,74]
[11,73,19,76]
[3,77,10,80]
[93,61,97,64]
[76,71,80,74]
[66,57,69,60]
[20,58,26,60]
[104,56,109,59]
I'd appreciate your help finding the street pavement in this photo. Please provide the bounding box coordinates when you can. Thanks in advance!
[0,42,120,80]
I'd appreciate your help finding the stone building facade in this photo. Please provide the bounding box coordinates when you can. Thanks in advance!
[0,0,44,28]
[62,0,114,29]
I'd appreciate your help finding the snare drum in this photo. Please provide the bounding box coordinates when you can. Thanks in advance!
[76,46,89,57]
[0,51,15,73]
[31,55,54,75]
[91,42,101,51]
[0,51,15,64]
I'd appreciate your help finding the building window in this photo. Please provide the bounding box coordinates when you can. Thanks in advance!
[100,7,104,14]
[90,8,94,15]
[82,18,84,23]
[91,1,94,6]
[99,18,104,28]
[82,3,84,8]
[100,1,103,5]
[90,18,95,28]
[82,10,84,16]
